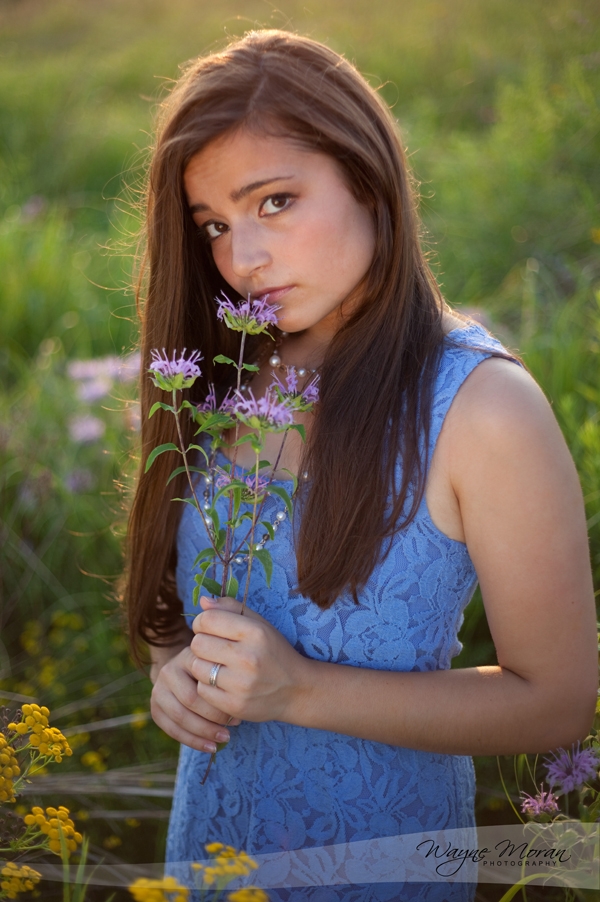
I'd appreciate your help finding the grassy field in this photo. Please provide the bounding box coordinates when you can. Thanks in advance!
[0,0,599,899]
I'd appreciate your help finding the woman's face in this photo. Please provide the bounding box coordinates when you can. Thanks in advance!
[183,127,376,340]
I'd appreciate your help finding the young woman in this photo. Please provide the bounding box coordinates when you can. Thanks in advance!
[124,29,598,901]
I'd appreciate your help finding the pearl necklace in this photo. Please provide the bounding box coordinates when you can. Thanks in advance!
[268,332,318,378]
[239,331,318,392]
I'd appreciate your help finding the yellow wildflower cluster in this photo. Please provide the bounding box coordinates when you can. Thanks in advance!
[23,806,82,856]
[0,862,41,899]
[8,704,72,762]
[128,876,188,902]
[0,736,20,802]
[192,843,259,889]
[228,890,269,902]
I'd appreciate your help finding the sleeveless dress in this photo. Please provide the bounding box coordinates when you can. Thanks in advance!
[166,321,520,901]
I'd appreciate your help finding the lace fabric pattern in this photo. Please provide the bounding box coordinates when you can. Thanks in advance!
[166,322,520,900]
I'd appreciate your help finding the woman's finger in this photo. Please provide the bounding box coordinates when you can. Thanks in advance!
[195,659,230,693]
[189,631,236,668]
[151,686,230,752]
[158,651,241,726]
[192,595,263,634]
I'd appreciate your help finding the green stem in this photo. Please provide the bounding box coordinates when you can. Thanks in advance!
[220,331,248,595]
[240,447,261,616]
[497,755,525,824]
[172,389,222,561]
[231,426,290,557]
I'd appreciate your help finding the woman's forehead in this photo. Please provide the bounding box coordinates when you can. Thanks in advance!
[183,129,341,206]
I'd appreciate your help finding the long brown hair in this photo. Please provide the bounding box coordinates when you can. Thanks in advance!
[124,29,484,663]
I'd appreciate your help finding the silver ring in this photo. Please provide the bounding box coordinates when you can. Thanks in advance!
[209,662,222,688]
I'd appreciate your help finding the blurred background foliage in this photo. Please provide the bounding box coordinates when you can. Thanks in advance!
[0,0,599,898]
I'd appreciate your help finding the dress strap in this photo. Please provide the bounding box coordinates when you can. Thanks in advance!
[425,322,523,470]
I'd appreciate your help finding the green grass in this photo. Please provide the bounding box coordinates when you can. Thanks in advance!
[0,0,599,898]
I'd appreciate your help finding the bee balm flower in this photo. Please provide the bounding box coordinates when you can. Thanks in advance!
[216,293,280,334]
[149,348,203,391]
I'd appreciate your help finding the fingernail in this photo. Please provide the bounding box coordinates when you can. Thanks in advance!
[216,731,230,742]
[204,741,217,753]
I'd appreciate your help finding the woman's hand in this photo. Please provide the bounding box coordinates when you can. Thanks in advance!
[150,642,242,753]
[190,595,310,724]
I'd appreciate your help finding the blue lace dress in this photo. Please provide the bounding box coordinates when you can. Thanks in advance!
[166,322,519,900]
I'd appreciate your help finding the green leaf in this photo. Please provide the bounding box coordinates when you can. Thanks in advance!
[179,399,196,413]
[209,508,220,535]
[281,469,299,493]
[230,511,254,528]
[213,354,236,366]
[289,423,306,442]
[253,548,273,587]
[187,444,210,464]
[241,362,260,372]
[216,740,229,752]
[144,442,179,473]
[166,465,206,486]
[172,497,201,512]
[249,434,264,454]
[216,527,227,552]
[268,484,293,518]
[194,573,222,597]
[192,547,215,568]
[149,400,174,418]
[231,433,257,447]
[232,486,242,517]
[260,520,275,540]
[226,576,239,598]
[257,459,273,470]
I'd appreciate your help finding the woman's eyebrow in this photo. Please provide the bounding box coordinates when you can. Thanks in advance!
[189,175,294,213]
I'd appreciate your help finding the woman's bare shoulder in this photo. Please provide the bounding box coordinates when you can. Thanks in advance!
[446,353,553,440]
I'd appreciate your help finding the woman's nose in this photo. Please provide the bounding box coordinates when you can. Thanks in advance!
[229,221,271,278]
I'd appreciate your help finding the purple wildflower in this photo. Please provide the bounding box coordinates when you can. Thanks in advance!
[520,783,560,818]
[214,465,270,496]
[196,384,235,415]
[76,376,112,402]
[116,351,141,383]
[301,376,320,404]
[149,348,202,391]
[543,742,600,795]
[233,388,294,432]
[68,415,106,444]
[269,368,320,410]
[67,352,139,384]
[64,468,96,494]
[216,292,280,334]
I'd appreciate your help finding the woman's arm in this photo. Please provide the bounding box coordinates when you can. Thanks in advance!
[190,358,598,756]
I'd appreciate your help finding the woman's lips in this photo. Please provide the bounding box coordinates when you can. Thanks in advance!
[254,286,294,304]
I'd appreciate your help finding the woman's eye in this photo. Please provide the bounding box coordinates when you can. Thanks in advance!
[260,194,293,215]
[203,221,229,240]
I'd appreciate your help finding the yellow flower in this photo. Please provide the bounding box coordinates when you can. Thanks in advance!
[81,750,106,773]
[205,841,224,853]
[227,889,269,902]
[7,705,72,763]
[128,876,189,901]
[0,862,42,898]
[0,735,20,802]
[23,806,83,857]
[104,835,122,849]
[194,844,261,893]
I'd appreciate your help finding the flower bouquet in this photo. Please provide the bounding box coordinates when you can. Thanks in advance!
[145,294,318,776]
